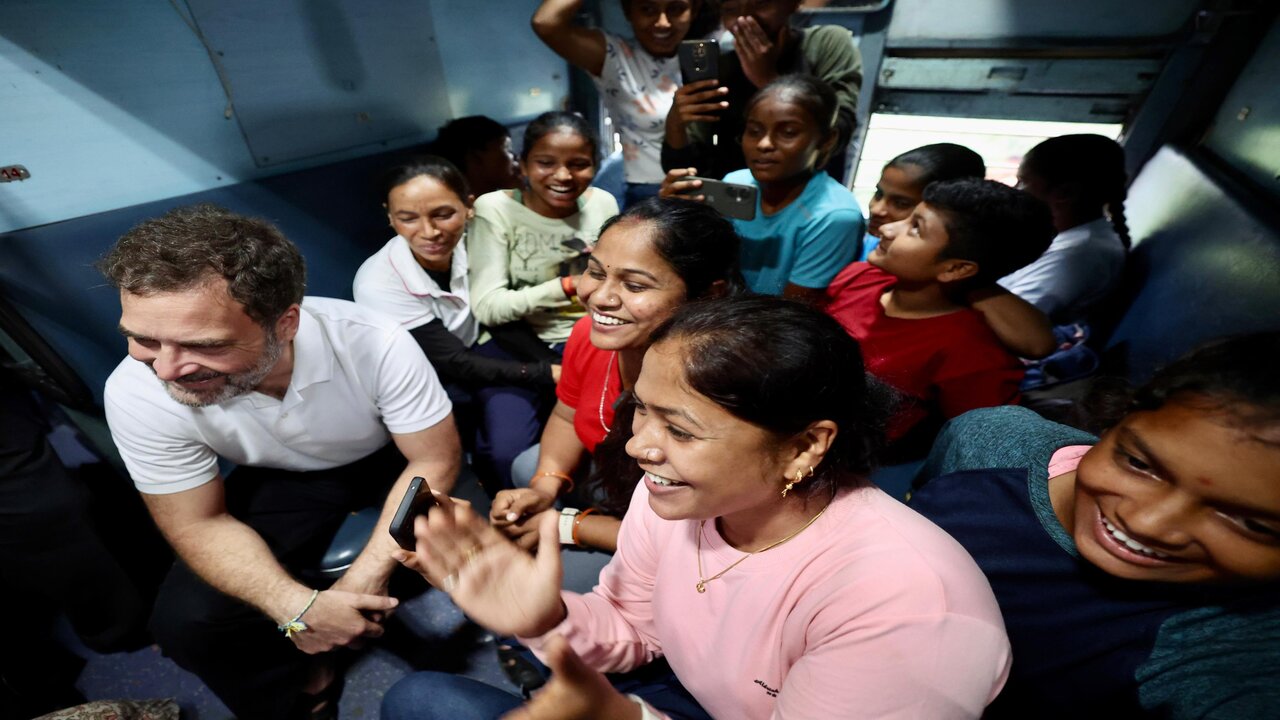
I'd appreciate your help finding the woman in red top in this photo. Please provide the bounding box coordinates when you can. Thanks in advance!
[490,197,745,554]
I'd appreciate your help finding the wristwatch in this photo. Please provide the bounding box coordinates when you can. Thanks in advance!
[558,508,580,545]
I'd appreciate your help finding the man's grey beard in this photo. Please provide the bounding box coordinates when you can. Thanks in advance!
[162,329,285,408]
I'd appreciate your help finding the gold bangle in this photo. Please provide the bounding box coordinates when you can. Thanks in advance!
[571,508,596,547]
[537,470,574,496]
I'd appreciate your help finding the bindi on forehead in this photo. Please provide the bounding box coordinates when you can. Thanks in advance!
[1197,476,1214,487]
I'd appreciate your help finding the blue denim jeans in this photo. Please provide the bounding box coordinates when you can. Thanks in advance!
[381,672,519,720]
[470,341,557,490]
[382,659,710,720]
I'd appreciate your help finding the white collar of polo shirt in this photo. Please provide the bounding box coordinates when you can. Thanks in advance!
[242,302,333,410]
[387,235,468,300]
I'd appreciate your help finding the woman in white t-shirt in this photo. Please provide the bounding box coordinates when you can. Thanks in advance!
[354,157,560,491]
[532,0,714,207]
[1000,134,1130,325]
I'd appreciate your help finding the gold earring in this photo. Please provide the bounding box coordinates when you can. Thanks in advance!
[781,467,805,498]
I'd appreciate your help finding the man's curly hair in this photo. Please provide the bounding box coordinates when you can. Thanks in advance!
[98,204,305,325]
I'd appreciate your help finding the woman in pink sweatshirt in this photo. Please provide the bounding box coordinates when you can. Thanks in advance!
[385,297,1011,720]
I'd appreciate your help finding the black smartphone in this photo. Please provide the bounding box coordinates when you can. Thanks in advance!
[388,476,436,550]
[679,39,719,84]
[558,236,592,277]
[684,177,757,221]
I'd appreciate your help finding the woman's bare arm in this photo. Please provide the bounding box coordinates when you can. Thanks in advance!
[532,0,607,77]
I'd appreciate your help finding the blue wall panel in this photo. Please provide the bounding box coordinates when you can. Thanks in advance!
[1104,146,1280,381]
[0,0,569,234]
[1202,16,1280,201]
[0,1,254,233]
[429,2,568,123]
[186,0,453,167]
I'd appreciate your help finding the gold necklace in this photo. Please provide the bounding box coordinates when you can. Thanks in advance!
[695,496,833,594]
[598,351,616,434]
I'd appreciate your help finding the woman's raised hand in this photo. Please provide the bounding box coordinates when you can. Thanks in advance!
[393,491,566,638]
[728,15,783,89]
[659,167,704,201]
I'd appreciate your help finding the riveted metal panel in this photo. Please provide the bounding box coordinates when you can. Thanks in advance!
[878,57,1161,94]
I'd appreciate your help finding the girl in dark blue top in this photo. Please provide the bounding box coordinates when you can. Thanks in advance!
[911,332,1280,719]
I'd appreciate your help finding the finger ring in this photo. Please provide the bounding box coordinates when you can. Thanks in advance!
[441,573,457,593]
[465,545,482,565]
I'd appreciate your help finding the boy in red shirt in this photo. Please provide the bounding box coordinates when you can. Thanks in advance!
[822,178,1055,459]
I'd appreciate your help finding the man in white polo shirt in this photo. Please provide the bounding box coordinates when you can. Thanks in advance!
[99,204,461,719]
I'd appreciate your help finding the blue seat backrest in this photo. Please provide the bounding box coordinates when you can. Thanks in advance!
[1096,145,1280,383]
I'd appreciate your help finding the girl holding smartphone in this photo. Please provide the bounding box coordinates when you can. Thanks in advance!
[661,74,863,302]
[532,0,715,207]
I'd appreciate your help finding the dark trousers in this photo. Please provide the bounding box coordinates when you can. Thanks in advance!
[471,341,557,491]
[382,658,711,720]
[148,443,404,719]
[0,386,149,718]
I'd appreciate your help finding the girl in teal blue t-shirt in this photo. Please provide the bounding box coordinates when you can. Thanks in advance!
[662,75,862,301]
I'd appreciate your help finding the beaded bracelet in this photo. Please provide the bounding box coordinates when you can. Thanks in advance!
[277,589,320,638]
[571,508,596,547]
[536,470,575,496]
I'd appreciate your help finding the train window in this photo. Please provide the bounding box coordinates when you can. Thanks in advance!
[850,112,1121,215]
